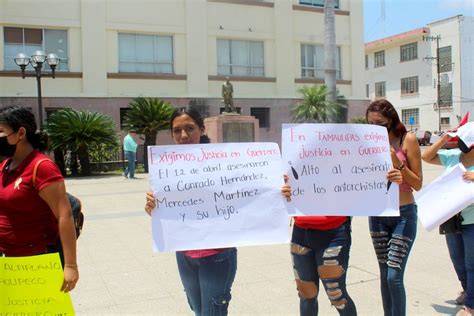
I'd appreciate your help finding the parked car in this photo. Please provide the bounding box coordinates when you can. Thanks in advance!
[416,130,432,146]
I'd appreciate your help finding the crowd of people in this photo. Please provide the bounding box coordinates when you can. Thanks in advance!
[0,100,473,316]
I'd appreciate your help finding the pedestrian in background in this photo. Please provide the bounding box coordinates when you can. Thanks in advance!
[422,122,474,316]
[0,106,79,293]
[123,130,138,179]
[366,99,423,316]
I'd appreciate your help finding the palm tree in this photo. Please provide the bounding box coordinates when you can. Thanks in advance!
[324,0,337,104]
[292,85,346,123]
[46,109,119,176]
[122,97,175,172]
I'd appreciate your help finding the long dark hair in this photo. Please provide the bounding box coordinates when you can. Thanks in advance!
[0,106,48,151]
[170,108,211,143]
[366,100,407,138]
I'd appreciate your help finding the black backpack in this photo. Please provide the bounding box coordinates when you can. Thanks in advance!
[33,159,84,239]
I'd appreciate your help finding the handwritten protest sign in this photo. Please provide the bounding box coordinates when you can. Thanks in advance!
[148,142,290,252]
[417,163,474,231]
[0,253,74,314]
[282,124,399,216]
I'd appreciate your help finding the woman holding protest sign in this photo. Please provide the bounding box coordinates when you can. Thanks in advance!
[421,121,474,316]
[365,99,422,316]
[281,175,357,316]
[145,108,237,316]
[0,106,79,293]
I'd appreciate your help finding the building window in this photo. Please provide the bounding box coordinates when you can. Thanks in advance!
[366,84,369,98]
[375,81,386,98]
[120,108,132,129]
[3,27,69,71]
[440,117,450,125]
[301,44,342,79]
[374,51,385,68]
[217,39,264,77]
[401,76,419,94]
[400,42,418,62]
[402,108,419,126]
[118,33,173,73]
[365,54,368,69]
[250,107,270,128]
[438,46,452,73]
[440,83,453,107]
[299,0,339,9]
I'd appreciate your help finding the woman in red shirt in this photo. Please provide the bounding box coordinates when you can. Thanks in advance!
[283,173,357,316]
[145,108,237,316]
[0,106,78,293]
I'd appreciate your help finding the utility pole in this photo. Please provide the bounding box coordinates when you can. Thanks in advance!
[423,34,442,132]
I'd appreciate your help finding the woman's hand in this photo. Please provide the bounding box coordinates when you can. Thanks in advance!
[390,147,402,168]
[145,192,156,216]
[281,175,292,202]
[463,171,474,182]
[61,265,79,293]
[387,168,403,184]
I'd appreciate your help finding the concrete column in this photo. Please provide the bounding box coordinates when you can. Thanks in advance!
[185,0,208,97]
[349,0,365,99]
[80,0,107,96]
[274,1,295,98]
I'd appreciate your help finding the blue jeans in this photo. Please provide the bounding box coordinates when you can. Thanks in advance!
[369,203,417,316]
[291,221,357,316]
[176,248,237,316]
[124,151,136,178]
[446,224,474,308]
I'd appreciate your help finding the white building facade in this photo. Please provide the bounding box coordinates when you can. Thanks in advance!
[0,0,366,144]
[365,15,474,133]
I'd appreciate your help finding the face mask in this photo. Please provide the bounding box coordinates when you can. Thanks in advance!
[0,133,17,157]
[378,122,391,133]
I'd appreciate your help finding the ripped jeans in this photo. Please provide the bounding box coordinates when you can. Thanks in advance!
[291,221,357,316]
[369,203,417,316]
[176,248,237,316]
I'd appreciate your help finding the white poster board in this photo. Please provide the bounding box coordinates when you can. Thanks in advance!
[282,124,399,216]
[148,142,290,252]
[417,163,474,231]
[430,133,440,144]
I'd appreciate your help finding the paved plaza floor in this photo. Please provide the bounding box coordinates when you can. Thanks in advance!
[68,158,463,315]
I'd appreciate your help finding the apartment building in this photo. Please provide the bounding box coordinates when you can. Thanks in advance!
[0,0,365,143]
[365,15,474,133]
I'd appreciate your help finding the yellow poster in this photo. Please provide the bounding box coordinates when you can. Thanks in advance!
[0,253,75,315]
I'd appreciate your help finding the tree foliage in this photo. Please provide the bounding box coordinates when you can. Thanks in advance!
[292,85,347,123]
[350,116,367,124]
[122,97,175,172]
[46,109,118,176]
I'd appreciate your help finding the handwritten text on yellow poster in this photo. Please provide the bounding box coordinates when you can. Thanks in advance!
[0,253,75,315]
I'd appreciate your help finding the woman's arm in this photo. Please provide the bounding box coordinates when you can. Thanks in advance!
[421,133,451,165]
[401,133,423,191]
[39,181,78,293]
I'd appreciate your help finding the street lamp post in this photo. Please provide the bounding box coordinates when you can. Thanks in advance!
[14,50,60,130]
